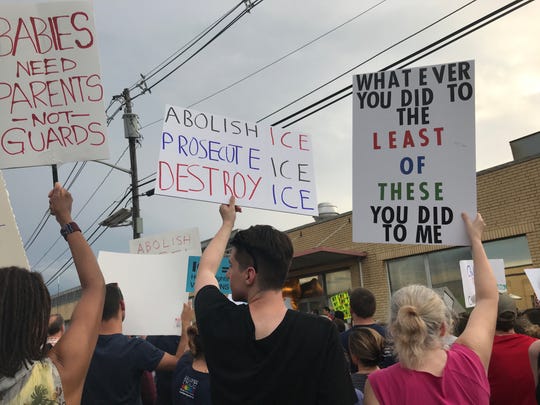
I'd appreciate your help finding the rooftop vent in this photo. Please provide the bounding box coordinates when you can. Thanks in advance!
[312,202,339,222]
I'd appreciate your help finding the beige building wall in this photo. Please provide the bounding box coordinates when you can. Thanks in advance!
[287,154,540,320]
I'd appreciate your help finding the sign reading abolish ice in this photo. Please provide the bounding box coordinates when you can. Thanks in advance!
[352,61,476,245]
[156,105,318,216]
[0,1,109,169]
[0,170,29,268]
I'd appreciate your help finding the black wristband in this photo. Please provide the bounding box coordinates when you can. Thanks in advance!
[60,222,81,241]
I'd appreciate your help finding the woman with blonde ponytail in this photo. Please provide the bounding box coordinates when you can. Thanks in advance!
[365,213,498,404]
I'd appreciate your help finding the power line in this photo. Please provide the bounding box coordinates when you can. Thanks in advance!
[271,0,533,128]
[129,1,248,92]
[259,0,478,125]
[187,0,387,109]
[130,0,264,102]
[35,148,129,271]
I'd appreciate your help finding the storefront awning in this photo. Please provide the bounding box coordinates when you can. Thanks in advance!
[291,247,366,271]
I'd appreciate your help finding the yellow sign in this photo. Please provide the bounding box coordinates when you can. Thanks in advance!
[330,292,351,320]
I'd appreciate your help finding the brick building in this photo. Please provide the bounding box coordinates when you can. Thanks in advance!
[286,132,540,320]
[53,132,540,323]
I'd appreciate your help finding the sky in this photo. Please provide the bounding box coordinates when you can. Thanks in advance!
[1,0,539,294]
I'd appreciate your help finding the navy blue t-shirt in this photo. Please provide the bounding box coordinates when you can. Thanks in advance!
[340,324,395,371]
[147,335,181,405]
[82,334,164,405]
[172,352,212,405]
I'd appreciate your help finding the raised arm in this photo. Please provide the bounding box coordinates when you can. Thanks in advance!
[47,183,105,404]
[455,212,498,371]
[194,196,239,296]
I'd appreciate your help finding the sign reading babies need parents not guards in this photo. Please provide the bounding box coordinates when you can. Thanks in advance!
[0,1,109,169]
[156,105,318,216]
[352,61,476,245]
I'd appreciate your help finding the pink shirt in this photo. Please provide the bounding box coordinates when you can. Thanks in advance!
[368,343,489,404]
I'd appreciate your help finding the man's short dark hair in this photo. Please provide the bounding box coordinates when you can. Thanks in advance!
[350,287,376,318]
[103,283,124,321]
[231,225,293,291]
[48,314,64,335]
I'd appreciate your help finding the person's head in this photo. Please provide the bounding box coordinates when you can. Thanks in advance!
[334,310,345,321]
[389,284,453,369]
[350,287,377,319]
[102,283,125,321]
[496,293,518,332]
[0,267,51,377]
[333,318,346,333]
[322,306,332,317]
[48,314,65,336]
[228,225,293,301]
[187,324,205,360]
[348,327,385,368]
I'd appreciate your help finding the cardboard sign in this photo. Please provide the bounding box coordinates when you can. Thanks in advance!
[0,1,109,169]
[186,256,230,294]
[98,251,189,335]
[352,61,476,245]
[0,170,29,268]
[525,269,540,301]
[129,228,201,255]
[460,259,506,308]
[330,291,351,320]
[156,105,318,216]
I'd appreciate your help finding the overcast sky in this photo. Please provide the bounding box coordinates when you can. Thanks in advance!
[2,0,539,293]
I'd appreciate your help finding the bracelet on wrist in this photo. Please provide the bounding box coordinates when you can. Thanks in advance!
[60,222,81,241]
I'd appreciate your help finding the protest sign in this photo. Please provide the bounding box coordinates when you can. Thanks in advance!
[330,291,351,320]
[156,105,318,216]
[129,227,201,255]
[186,255,231,294]
[352,61,476,245]
[98,251,189,335]
[460,259,506,308]
[0,1,109,169]
[525,268,540,301]
[0,170,29,268]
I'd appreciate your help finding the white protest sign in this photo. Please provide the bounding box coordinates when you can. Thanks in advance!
[0,170,29,268]
[156,105,318,216]
[0,1,109,169]
[525,269,540,301]
[129,227,201,255]
[460,259,506,308]
[98,251,189,336]
[352,61,476,245]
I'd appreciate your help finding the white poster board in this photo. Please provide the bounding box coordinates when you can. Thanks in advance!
[156,105,318,216]
[0,1,109,169]
[525,268,540,301]
[129,227,201,255]
[352,61,476,245]
[0,170,29,268]
[460,259,506,308]
[98,251,189,336]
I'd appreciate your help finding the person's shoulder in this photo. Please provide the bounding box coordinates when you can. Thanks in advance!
[287,310,335,332]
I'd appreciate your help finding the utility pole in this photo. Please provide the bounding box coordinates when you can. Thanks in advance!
[122,88,142,239]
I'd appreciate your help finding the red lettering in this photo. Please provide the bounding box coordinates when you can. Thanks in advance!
[158,161,174,191]
[372,132,380,150]
[298,133,310,151]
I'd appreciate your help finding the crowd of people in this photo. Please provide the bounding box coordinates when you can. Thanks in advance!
[2,185,540,404]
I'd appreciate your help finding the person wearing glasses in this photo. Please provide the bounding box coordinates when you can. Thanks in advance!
[194,197,357,404]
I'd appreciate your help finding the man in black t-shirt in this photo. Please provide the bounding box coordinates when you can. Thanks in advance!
[194,197,357,405]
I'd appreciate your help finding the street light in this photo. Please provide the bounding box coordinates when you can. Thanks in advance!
[99,207,132,228]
